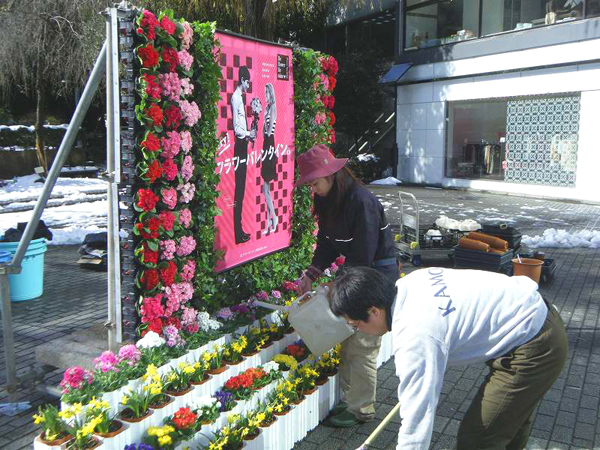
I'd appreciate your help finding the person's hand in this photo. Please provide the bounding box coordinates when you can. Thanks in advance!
[298,275,313,295]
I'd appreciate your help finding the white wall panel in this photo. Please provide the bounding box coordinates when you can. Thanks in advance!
[426,102,445,130]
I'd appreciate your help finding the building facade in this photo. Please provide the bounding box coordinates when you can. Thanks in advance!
[329,1,600,202]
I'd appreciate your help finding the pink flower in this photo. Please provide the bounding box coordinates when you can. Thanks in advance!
[181,155,194,181]
[217,307,234,320]
[60,366,93,393]
[179,208,192,228]
[330,262,339,273]
[93,351,120,373]
[161,187,177,209]
[320,73,329,91]
[315,113,326,125]
[158,72,182,102]
[165,284,182,315]
[180,78,194,97]
[161,131,181,158]
[335,256,346,265]
[178,50,194,72]
[178,281,194,301]
[118,345,141,366]
[256,291,268,301]
[162,158,178,181]
[164,324,184,347]
[180,131,192,153]
[181,306,197,326]
[179,100,201,127]
[159,239,177,260]
[271,290,282,299]
[181,21,193,50]
[177,183,195,204]
[181,260,196,281]
[177,236,196,256]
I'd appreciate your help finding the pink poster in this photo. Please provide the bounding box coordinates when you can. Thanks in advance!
[214,32,295,272]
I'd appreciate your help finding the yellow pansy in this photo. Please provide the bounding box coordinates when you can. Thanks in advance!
[158,434,172,446]
[33,414,44,424]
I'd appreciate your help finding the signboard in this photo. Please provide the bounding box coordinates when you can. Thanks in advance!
[214,32,295,272]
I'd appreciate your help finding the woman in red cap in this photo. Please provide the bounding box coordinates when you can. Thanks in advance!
[296,143,398,427]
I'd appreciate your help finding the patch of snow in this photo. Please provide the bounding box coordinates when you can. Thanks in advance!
[356,153,379,162]
[523,229,600,249]
[370,176,401,186]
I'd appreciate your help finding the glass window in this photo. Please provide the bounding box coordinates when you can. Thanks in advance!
[404,0,480,50]
[446,94,581,187]
[482,0,583,36]
[587,0,600,17]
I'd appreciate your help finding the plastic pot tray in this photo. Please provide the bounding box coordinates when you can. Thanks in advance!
[453,245,514,266]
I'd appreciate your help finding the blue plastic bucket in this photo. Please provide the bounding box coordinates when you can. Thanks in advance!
[0,238,47,301]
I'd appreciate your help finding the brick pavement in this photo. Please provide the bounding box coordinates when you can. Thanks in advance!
[0,186,599,449]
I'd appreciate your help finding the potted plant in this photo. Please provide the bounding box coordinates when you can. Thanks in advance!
[256,401,277,428]
[284,339,309,362]
[136,332,169,370]
[201,419,246,450]
[119,363,163,423]
[222,336,247,365]
[237,410,261,442]
[213,390,237,414]
[162,362,194,396]
[164,407,198,445]
[204,345,227,375]
[189,359,210,386]
[191,395,221,425]
[261,361,282,386]
[315,350,340,384]
[272,354,297,372]
[85,398,123,440]
[223,372,255,401]
[143,424,176,449]
[60,366,99,406]
[294,364,319,396]
[33,404,71,448]
[60,403,103,449]
[241,326,267,357]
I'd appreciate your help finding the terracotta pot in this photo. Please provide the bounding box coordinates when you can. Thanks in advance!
[291,396,304,405]
[200,419,214,426]
[243,428,261,441]
[273,409,290,416]
[315,377,328,386]
[224,356,245,366]
[190,373,211,385]
[165,386,192,397]
[260,416,277,428]
[149,395,174,410]
[512,258,543,283]
[96,419,125,438]
[207,363,228,375]
[66,436,102,449]
[327,369,338,377]
[302,387,317,396]
[39,431,72,446]
[262,341,274,348]
[119,408,153,423]
[242,349,260,357]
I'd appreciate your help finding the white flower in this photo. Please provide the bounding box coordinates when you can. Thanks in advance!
[135,331,166,349]
[272,311,283,326]
[197,311,222,332]
[192,395,215,410]
[262,361,279,373]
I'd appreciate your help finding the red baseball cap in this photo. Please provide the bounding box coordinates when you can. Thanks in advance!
[296,144,348,186]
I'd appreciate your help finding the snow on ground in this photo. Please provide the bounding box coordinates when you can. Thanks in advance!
[1,175,108,245]
[523,229,600,249]
[370,176,402,185]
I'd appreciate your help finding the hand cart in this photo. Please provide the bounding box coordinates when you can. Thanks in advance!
[395,191,454,266]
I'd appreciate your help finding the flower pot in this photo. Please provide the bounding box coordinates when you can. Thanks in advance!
[512,258,543,283]
[65,436,103,449]
[95,420,124,438]
[242,349,260,357]
[243,428,261,441]
[34,432,72,449]
[260,416,277,428]
[302,387,317,396]
[224,356,245,366]
[149,395,175,410]
[165,386,192,397]
[119,408,153,445]
[190,373,211,386]
[95,420,127,450]
[119,408,153,423]
[315,377,328,386]
[207,363,228,375]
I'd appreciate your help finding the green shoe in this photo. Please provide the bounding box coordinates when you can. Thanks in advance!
[331,401,348,416]
[328,409,363,428]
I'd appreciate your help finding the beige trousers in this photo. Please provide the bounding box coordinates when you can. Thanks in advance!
[339,330,382,421]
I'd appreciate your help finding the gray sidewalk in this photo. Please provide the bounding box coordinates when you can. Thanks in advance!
[0,186,599,449]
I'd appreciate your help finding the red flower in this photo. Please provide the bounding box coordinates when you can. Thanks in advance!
[144,74,162,99]
[159,16,176,35]
[139,10,159,40]
[164,105,182,130]
[145,160,162,183]
[328,111,336,126]
[172,407,197,430]
[335,256,346,266]
[146,104,164,126]
[137,216,161,239]
[138,44,159,68]
[166,316,181,329]
[162,46,179,72]
[141,132,161,152]
[286,344,305,358]
[161,158,178,181]
[159,211,175,231]
[328,75,336,92]
[141,269,159,290]
[159,260,177,286]
[137,188,159,212]
[324,95,335,109]
[142,242,159,264]
[147,317,163,334]
[330,129,336,144]
[327,56,338,76]
[282,280,297,292]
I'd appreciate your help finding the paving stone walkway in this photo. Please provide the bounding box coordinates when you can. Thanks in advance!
[0,186,599,449]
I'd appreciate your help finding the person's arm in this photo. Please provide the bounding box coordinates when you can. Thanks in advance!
[269,104,277,136]
[298,225,339,294]
[394,331,448,450]
[232,94,249,139]
[345,194,381,266]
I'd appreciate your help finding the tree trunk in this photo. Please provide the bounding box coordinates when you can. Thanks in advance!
[35,64,48,176]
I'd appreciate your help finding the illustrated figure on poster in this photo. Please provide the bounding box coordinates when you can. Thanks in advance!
[231,66,256,244]
[261,83,278,235]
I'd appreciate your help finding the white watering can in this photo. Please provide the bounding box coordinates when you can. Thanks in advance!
[255,284,355,356]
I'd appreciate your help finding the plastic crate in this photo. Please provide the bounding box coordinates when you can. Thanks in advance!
[481,224,522,251]
[453,245,514,272]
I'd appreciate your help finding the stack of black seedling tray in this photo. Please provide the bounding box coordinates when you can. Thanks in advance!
[453,245,514,272]
[481,224,522,255]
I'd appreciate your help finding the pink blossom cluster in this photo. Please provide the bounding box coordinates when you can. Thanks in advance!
[160,239,177,260]
[118,344,142,366]
[177,235,196,256]
[181,155,194,182]
[60,366,94,393]
[217,307,234,321]
[179,208,192,228]
[179,100,201,127]
[180,78,194,97]
[161,187,178,209]
[94,350,120,373]
[178,50,194,72]
[181,306,199,334]
[315,112,327,125]
[179,281,194,301]
[180,21,194,50]
[181,260,196,281]
[165,284,182,315]
[158,72,182,101]
[180,131,192,153]
[177,182,195,204]
[320,73,330,91]
[161,131,181,158]
[271,290,282,299]
[141,293,165,322]
[164,324,184,347]
[256,291,268,301]
[162,158,178,181]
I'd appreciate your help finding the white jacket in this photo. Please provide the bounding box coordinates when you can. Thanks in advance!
[391,268,547,449]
